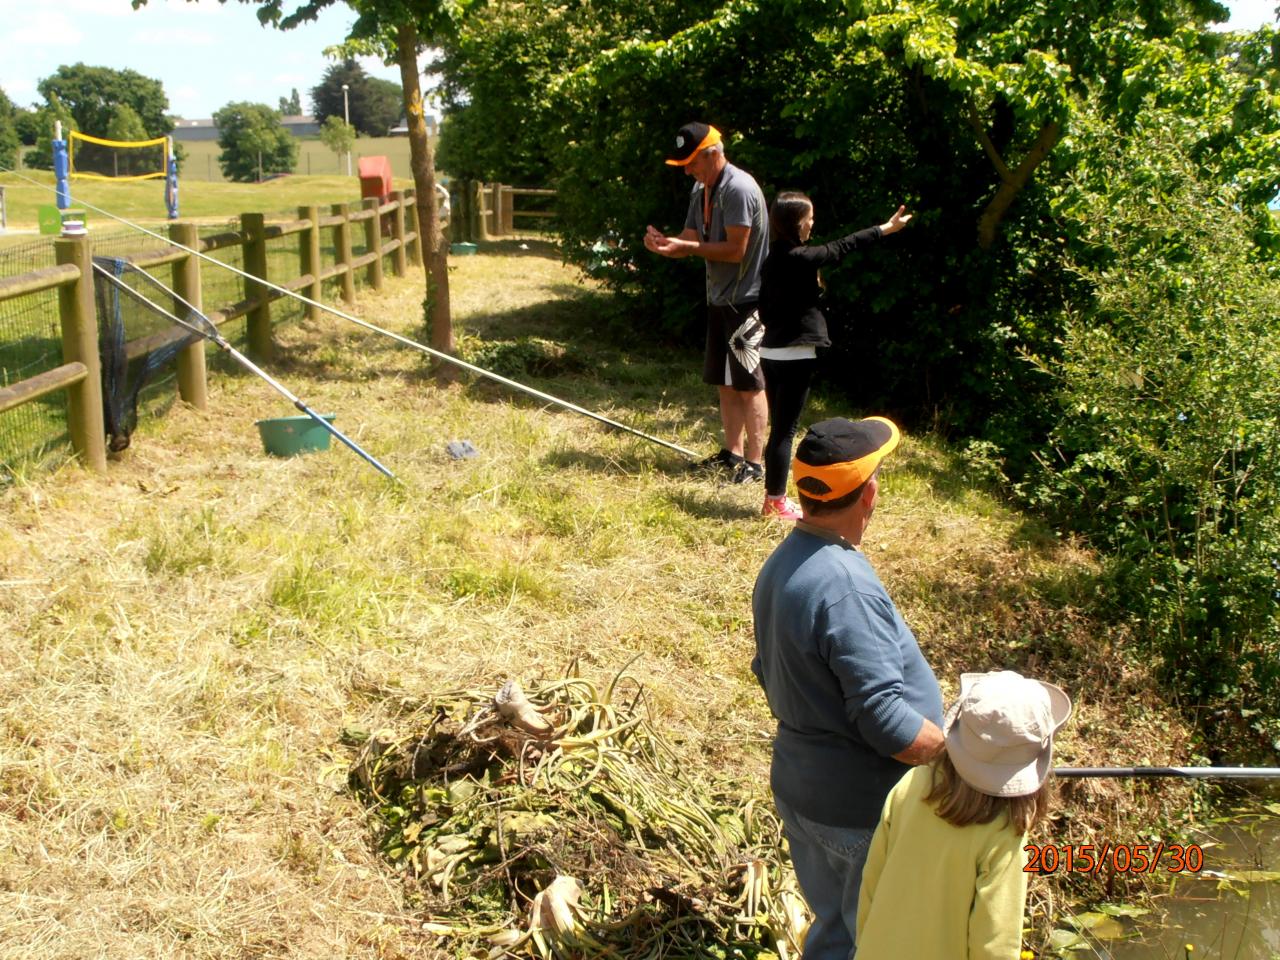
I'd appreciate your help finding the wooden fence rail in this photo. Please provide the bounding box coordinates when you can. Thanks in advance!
[449,180,557,243]
[0,189,423,472]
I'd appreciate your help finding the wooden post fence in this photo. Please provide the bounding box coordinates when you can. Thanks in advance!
[241,212,272,361]
[362,197,384,291]
[53,235,107,470]
[169,221,208,409]
[390,190,408,277]
[332,202,355,305]
[298,204,321,320]
[405,188,424,266]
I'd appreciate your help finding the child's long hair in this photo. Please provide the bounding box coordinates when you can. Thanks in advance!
[770,191,813,246]
[925,752,1052,834]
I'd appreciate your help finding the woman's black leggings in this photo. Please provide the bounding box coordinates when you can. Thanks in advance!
[762,357,817,497]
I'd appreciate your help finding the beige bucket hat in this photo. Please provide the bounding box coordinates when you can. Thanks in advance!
[943,671,1073,797]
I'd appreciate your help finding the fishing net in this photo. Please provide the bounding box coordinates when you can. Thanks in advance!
[92,256,202,451]
[346,668,809,960]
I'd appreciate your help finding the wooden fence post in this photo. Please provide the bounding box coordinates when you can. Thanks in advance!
[241,212,272,361]
[471,180,489,242]
[501,185,515,236]
[362,197,384,291]
[169,221,208,409]
[389,190,407,277]
[298,204,321,320]
[490,182,503,237]
[54,235,107,471]
[404,188,424,267]
[332,202,355,306]
[453,182,470,243]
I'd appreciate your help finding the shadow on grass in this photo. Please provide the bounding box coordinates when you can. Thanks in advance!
[542,446,692,477]
[666,487,758,522]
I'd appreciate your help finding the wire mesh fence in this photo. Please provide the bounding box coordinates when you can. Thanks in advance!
[0,202,412,477]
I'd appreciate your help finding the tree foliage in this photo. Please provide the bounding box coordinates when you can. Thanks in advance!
[105,103,149,143]
[319,113,355,159]
[24,97,78,171]
[0,87,19,171]
[278,87,303,114]
[213,101,298,181]
[36,62,172,137]
[1024,112,1280,752]
[311,60,401,135]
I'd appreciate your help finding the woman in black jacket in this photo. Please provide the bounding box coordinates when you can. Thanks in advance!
[756,192,911,519]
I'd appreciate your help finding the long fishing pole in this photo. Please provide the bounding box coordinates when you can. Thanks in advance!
[0,166,699,459]
[1055,766,1280,779]
[92,260,399,481]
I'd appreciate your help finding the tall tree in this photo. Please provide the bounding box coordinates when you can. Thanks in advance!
[131,0,463,370]
[213,101,299,182]
[311,60,402,136]
[0,87,19,171]
[24,96,77,171]
[37,63,172,137]
[278,87,303,115]
[105,103,149,143]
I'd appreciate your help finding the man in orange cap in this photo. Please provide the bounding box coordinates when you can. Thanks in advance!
[644,121,769,483]
[751,416,945,960]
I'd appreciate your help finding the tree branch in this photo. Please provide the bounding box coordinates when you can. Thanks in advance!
[977,119,1061,250]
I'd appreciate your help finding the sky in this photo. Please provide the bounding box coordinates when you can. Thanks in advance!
[0,0,1276,122]
[0,0,415,120]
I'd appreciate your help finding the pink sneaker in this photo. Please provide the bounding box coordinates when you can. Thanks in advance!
[762,496,802,521]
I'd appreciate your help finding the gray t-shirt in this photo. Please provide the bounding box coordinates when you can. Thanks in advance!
[683,162,768,307]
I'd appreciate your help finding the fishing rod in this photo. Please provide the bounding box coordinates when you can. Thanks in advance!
[92,258,399,481]
[0,165,700,460]
[1055,766,1280,779]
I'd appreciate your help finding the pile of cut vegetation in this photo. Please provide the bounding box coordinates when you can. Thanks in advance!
[345,667,808,959]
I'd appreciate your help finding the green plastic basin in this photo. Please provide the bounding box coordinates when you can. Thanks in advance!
[255,414,335,457]
[450,242,478,256]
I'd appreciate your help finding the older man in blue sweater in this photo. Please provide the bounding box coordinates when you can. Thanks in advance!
[752,416,945,960]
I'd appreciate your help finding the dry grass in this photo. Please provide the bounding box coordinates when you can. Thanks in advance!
[0,241,1200,958]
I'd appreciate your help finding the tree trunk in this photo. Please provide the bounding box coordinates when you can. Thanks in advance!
[396,22,455,374]
[976,119,1061,250]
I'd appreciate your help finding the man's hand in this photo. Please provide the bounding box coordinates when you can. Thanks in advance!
[644,225,695,258]
[892,717,944,765]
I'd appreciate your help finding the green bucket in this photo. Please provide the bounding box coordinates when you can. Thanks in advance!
[255,414,336,457]
[450,242,478,256]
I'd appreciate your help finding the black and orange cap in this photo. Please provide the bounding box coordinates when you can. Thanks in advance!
[793,417,901,502]
[665,122,722,166]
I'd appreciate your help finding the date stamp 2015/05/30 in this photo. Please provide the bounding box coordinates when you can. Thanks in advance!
[1024,843,1204,875]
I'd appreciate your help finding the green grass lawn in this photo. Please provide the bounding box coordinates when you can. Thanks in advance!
[0,169,418,231]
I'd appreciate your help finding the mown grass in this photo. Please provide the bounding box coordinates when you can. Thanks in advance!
[0,241,1203,959]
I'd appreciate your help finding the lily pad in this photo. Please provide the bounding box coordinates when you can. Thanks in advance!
[1049,927,1088,952]
[1098,903,1150,919]
[1064,912,1126,940]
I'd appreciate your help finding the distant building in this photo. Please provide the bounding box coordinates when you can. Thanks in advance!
[171,115,321,142]
[172,118,217,142]
[388,116,439,137]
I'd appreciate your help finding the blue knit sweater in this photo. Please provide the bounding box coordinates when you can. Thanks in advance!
[751,524,944,828]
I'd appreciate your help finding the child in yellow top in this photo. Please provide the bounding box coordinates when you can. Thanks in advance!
[855,671,1072,960]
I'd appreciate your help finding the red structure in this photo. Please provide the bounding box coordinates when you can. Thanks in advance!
[358,156,393,202]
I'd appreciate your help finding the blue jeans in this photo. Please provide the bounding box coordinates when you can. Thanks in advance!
[774,795,875,960]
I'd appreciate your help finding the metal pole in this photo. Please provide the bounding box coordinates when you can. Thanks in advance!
[1055,766,1280,779]
[342,84,351,177]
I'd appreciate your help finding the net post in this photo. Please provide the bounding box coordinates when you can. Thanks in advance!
[390,190,408,277]
[54,234,107,470]
[170,221,208,409]
[298,205,321,320]
[54,123,71,210]
[362,197,384,291]
[332,202,355,306]
[241,212,273,361]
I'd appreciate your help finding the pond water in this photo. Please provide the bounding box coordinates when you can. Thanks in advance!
[1071,795,1280,960]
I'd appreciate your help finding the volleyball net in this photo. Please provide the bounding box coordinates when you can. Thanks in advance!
[69,131,169,182]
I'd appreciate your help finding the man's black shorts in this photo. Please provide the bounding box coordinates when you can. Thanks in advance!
[703,302,766,391]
